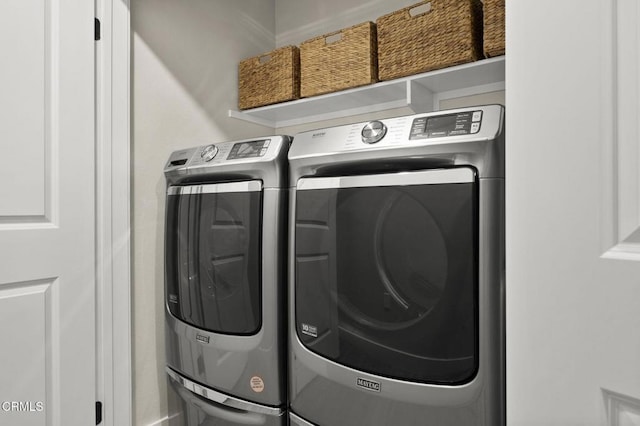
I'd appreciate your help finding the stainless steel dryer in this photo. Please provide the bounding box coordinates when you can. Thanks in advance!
[288,105,505,426]
[164,136,290,426]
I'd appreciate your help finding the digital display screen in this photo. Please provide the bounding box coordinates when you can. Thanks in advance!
[410,111,482,139]
[227,140,269,159]
[426,114,459,137]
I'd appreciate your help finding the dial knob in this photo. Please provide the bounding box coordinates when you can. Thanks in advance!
[201,144,218,162]
[361,120,387,144]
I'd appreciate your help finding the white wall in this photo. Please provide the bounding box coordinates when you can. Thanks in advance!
[275,0,417,47]
[131,1,275,424]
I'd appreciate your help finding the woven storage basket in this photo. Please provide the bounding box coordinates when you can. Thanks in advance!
[300,22,377,98]
[484,0,505,57]
[377,0,483,81]
[238,45,300,110]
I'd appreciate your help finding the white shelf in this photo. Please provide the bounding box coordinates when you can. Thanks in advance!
[228,56,505,128]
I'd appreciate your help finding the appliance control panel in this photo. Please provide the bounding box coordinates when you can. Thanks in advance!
[409,110,482,139]
[165,138,282,172]
[288,105,503,161]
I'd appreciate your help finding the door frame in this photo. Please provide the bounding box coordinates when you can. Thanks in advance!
[96,0,132,425]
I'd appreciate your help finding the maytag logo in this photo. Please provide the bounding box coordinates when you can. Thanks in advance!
[356,377,381,393]
[195,334,210,344]
[312,132,326,138]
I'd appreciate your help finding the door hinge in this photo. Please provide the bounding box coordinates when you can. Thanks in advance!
[95,401,103,425]
[95,18,101,41]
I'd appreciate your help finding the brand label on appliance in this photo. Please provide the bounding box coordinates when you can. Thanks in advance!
[250,376,265,393]
[301,323,318,338]
[356,378,381,393]
[168,294,178,304]
[195,334,210,344]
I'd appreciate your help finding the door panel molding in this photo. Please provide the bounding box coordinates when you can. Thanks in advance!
[603,389,640,426]
[0,278,54,426]
[601,0,640,261]
[0,0,56,222]
[0,219,57,230]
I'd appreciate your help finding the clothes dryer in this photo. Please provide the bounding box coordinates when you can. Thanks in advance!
[288,106,505,426]
[164,136,290,426]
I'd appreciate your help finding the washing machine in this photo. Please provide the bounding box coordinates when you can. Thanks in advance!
[163,136,290,426]
[287,105,505,426]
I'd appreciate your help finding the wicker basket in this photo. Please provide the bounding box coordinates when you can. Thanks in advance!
[300,22,377,98]
[377,0,483,81]
[484,0,505,57]
[238,46,300,110]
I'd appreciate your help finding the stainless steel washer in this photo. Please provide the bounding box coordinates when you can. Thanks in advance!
[164,136,290,426]
[288,106,505,426]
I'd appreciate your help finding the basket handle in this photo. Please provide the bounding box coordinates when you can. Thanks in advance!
[258,54,271,65]
[409,2,432,17]
[324,32,343,45]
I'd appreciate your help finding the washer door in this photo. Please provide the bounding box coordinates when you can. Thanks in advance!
[294,168,478,384]
[165,181,263,335]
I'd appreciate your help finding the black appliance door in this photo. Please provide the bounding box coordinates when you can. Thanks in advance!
[294,168,478,384]
[166,181,263,335]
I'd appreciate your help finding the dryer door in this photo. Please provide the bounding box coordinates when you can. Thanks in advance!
[294,168,478,384]
[166,181,263,335]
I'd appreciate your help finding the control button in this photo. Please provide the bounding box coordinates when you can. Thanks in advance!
[471,122,481,133]
[201,144,218,162]
[410,117,427,137]
[361,120,387,144]
[472,111,482,122]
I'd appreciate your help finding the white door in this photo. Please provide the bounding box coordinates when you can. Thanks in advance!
[0,1,96,426]
[507,0,640,424]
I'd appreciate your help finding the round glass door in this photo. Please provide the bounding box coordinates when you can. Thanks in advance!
[295,168,478,384]
[165,182,263,335]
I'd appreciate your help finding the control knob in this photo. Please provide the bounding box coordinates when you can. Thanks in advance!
[201,144,218,162]
[361,120,387,144]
